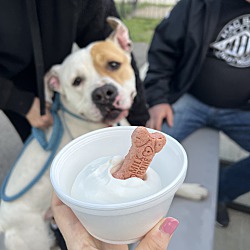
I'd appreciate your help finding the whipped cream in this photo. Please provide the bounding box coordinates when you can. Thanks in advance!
[71,156,162,204]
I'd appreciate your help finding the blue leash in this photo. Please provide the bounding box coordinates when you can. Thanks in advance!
[1,94,64,202]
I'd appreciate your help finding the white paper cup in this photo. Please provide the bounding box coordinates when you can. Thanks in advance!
[50,126,187,244]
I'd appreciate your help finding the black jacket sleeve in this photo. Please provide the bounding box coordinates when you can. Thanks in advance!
[0,77,34,116]
[127,55,149,126]
[143,0,189,108]
[75,0,119,48]
[75,0,149,126]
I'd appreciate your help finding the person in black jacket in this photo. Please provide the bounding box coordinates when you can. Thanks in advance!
[0,0,149,142]
[144,0,250,227]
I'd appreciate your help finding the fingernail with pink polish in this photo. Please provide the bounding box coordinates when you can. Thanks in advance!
[160,217,179,236]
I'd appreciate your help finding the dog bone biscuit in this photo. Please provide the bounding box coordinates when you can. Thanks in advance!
[112,126,166,180]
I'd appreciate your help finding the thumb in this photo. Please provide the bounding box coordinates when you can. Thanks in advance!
[136,217,179,250]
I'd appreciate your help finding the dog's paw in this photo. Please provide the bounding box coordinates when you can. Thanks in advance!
[176,183,208,201]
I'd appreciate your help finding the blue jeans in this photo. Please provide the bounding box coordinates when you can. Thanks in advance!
[162,94,250,202]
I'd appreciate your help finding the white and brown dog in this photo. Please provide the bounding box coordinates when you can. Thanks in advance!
[0,17,207,250]
[0,17,136,250]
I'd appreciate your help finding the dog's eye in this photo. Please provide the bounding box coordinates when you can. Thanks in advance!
[107,61,121,71]
[72,77,82,87]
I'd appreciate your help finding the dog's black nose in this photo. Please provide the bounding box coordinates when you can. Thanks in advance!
[92,84,118,104]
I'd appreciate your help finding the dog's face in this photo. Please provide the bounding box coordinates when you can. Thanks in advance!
[45,17,136,124]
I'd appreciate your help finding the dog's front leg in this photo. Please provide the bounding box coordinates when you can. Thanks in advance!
[176,183,208,200]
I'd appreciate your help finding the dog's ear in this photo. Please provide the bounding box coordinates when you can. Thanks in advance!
[44,65,61,103]
[106,16,132,53]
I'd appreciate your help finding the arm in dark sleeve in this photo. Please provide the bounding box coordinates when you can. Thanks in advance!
[127,54,150,126]
[0,77,35,116]
[143,0,189,108]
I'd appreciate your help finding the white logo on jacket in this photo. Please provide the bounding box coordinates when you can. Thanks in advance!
[210,14,250,67]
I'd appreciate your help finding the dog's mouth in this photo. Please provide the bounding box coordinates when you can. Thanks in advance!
[92,84,130,123]
[104,108,122,120]
[102,106,128,122]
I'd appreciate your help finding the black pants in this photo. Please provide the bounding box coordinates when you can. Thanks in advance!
[4,111,31,142]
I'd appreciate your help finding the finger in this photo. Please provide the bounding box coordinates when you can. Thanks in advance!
[51,193,84,235]
[154,116,163,131]
[36,121,52,130]
[41,113,54,127]
[45,116,54,127]
[166,110,174,128]
[51,192,63,207]
[45,102,52,110]
[147,118,157,130]
[146,119,153,129]
[52,193,80,227]
[51,193,92,249]
[136,217,179,250]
